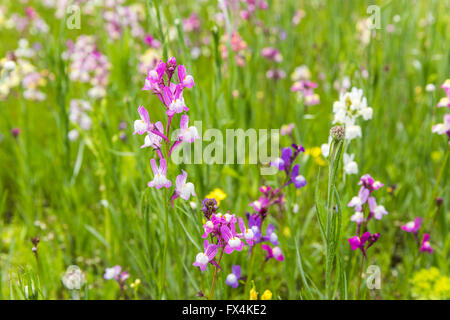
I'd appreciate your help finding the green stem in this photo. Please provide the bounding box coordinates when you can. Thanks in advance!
[208,248,224,300]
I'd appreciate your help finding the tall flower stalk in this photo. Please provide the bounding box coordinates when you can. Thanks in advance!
[133,57,198,298]
[325,126,344,299]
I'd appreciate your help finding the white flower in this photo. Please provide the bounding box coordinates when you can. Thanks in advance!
[425,84,435,92]
[68,129,79,141]
[345,125,362,141]
[360,107,373,120]
[343,153,358,175]
[2,60,16,72]
[62,265,86,290]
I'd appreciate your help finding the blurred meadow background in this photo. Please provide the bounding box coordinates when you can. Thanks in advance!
[0,0,449,300]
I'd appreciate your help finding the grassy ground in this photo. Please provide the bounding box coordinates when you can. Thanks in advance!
[0,0,448,300]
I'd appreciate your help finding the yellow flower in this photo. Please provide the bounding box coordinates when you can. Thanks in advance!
[130,278,141,289]
[249,281,258,300]
[283,227,291,238]
[261,290,272,300]
[305,147,326,166]
[431,150,442,162]
[411,267,450,299]
[205,188,227,206]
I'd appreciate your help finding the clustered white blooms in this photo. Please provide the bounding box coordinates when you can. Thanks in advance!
[62,265,86,291]
[321,86,373,176]
[68,99,93,141]
[0,39,47,101]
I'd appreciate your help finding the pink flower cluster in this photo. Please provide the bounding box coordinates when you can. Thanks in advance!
[347,174,387,256]
[220,31,248,67]
[193,199,255,272]
[134,57,199,206]
[401,217,434,254]
[103,0,144,40]
[63,35,110,99]
[432,80,450,142]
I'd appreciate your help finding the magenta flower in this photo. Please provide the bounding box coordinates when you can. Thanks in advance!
[141,121,164,149]
[147,158,171,189]
[11,127,21,138]
[348,232,380,257]
[221,225,244,254]
[401,217,422,234]
[261,244,284,261]
[202,214,220,239]
[261,47,282,62]
[249,196,270,214]
[225,265,242,288]
[163,85,189,116]
[177,65,195,89]
[193,240,219,271]
[104,265,129,289]
[238,217,255,246]
[178,115,200,143]
[420,233,434,253]
[359,174,384,192]
[133,105,152,135]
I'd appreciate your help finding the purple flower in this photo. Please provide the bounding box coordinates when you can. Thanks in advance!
[225,265,242,288]
[193,240,219,271]
[202,214,220,239]
[420,233,434,253]
[147,158,171,189]
[221,225,244,254]
[290,164,306,189]
[262,224,279,246]
[238,217,255,246]
[401,217,422,233]
[261,244,284,261]
[247,213,262,241]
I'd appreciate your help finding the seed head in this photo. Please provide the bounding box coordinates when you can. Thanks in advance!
[330,126,345,141]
